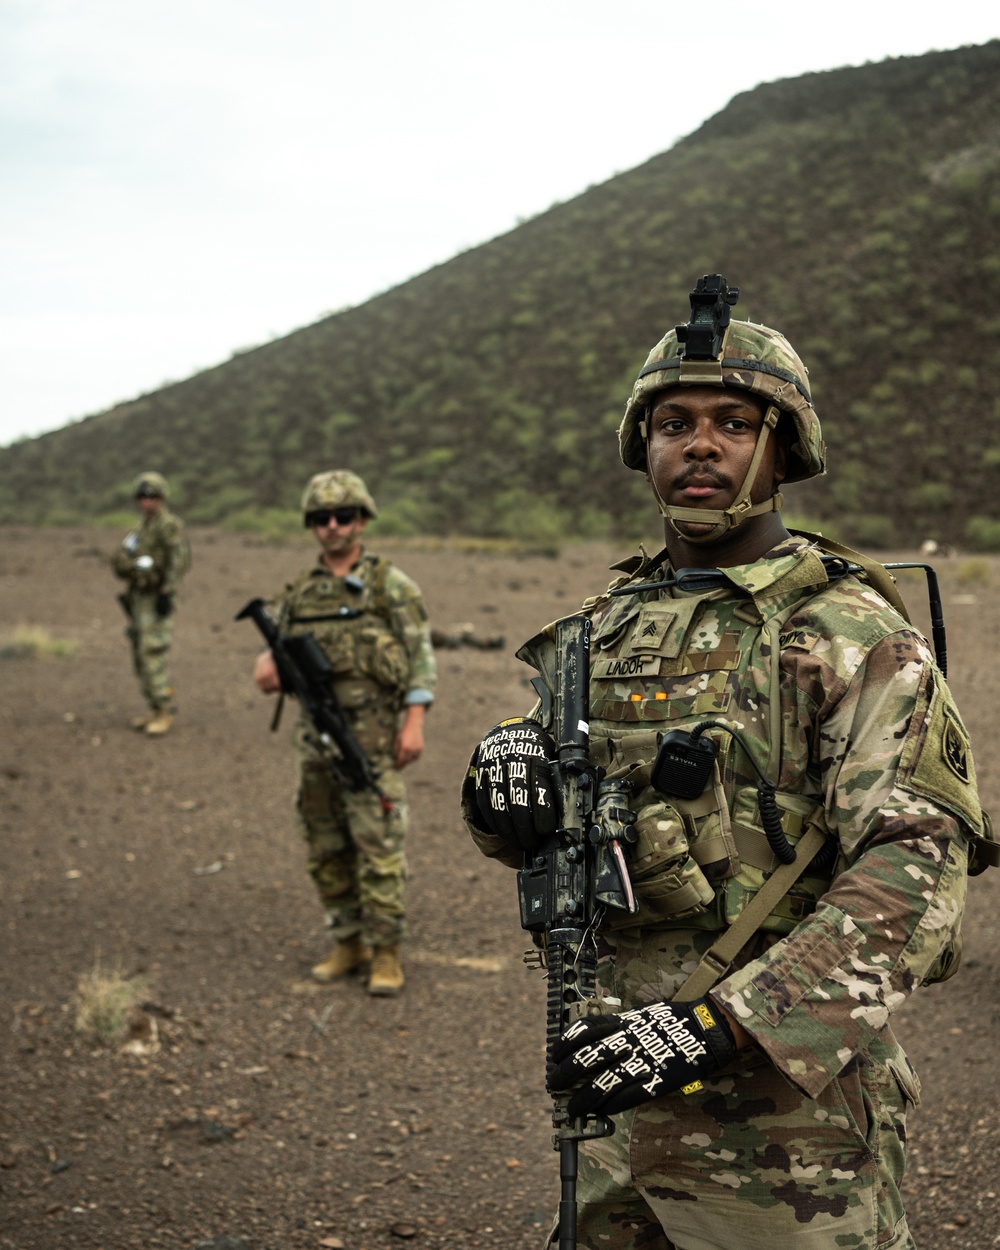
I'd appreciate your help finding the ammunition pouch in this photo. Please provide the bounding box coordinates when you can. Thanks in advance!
[285,557,408,697]
[725,789,836,934]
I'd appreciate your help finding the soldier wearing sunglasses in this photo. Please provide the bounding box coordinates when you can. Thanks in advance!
[253,470,436,995]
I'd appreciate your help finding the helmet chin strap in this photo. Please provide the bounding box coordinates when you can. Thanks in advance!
[644,404,783,545]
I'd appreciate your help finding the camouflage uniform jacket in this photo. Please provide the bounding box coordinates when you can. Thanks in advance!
[468,534,983,1100]
[111,507,189,596]
[273,549,436,715]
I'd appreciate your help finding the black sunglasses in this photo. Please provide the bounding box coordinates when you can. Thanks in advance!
[307,507,362,528]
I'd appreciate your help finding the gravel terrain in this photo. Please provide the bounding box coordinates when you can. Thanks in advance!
[1,527,998,1249]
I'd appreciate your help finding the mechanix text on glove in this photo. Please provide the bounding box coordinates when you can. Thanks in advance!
[548,998,737,1117]
[472,718,559,853]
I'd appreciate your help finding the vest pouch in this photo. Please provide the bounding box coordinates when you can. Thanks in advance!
[133,567,161,593]
[590,728,660,787]
[304,623,356,677]
[671,742,739,884]
[726,787,833,935]
[331,676,396,756]
[610,799,715,928]
[362,625,409,692]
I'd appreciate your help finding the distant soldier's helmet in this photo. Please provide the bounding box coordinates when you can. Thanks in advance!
[300,470,378,523]
[618,275,826,541]
[133,471,169,500]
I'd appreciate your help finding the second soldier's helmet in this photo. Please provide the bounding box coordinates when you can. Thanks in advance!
[133,471,169,500]
[300,470,379,523]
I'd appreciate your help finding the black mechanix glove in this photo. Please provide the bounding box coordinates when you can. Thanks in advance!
[548,998,737,1117]
[470,718,558,853]
[155,593,173,618]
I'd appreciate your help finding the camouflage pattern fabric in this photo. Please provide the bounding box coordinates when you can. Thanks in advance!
[125,592,175,709]
[467,533,980,1248]
[545,1026,916,1248]
[297,738,409,947]
[274,550,435,947]
[111,505,189,595]
[300,469,379,519]
[111,505,189,710]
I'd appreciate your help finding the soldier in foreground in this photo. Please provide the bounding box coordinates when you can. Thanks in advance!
[252,471,436,996]
[111,471,190,736]
[464,277,992,1248]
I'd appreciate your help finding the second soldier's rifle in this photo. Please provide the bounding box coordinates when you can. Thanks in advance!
[516,616,638,1250]
[116,592,133,621]
[236,597,391,813]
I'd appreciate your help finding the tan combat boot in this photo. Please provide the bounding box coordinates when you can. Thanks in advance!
[311,936,368,983]
[367,946,404,997]
[132,711,154,731]
[145,709,173,736]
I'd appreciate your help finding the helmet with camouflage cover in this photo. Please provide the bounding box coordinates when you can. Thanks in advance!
[618,275,826,541]
[300,470,379,523]
[133,471,169,500]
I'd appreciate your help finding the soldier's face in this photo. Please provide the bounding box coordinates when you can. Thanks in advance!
[646,386,786,535]
[312,510,367,557]
[137,495,162,518]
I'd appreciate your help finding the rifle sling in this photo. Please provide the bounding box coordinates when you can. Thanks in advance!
[673,821,829,1002]
[792,530,912,623]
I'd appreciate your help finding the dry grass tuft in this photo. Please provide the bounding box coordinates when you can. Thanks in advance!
[0,625,78,660]
[75,960,147,1046]
[955,558,991,586]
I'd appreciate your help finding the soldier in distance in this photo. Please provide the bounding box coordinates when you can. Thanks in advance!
[111,471,190,736]
[253,471,436,997]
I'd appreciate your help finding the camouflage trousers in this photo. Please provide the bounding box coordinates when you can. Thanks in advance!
[296,756,408,949]
[543,924,918,1249]
[544,1048,916,1250]
[126,592,174,709]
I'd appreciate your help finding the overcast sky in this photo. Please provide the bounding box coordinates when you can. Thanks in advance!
[1,1,997,447]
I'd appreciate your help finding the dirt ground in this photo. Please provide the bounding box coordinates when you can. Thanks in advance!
[1,526,998,1250]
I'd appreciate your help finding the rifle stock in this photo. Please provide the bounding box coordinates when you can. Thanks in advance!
[236,597,390,812]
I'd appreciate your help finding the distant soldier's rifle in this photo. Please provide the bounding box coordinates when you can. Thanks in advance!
[117,595,139,667]
[236,597,391,813]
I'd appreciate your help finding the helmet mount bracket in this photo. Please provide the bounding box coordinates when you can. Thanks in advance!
[675,274,740,361]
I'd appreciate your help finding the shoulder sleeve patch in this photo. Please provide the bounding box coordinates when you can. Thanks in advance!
[942,708,971,782]
[898,668,982,835]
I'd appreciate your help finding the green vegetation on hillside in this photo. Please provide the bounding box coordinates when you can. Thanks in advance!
[3,41,999,548]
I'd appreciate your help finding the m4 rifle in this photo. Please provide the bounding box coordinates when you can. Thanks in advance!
[236,597,391,813]
[516,615,637,1250]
